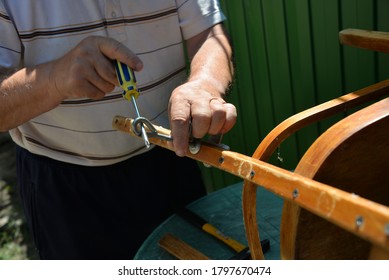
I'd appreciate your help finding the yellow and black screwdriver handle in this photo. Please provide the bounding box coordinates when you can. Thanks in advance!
[113,59,139,100]
[113,59,150,148]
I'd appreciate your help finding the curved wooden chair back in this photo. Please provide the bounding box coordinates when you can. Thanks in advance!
[242,29,389,260]
[281,98,388,259]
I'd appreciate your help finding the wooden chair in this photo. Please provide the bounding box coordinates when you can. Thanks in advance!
[242,29,389,259]
[113,29,389,260]
[281,98,388,259]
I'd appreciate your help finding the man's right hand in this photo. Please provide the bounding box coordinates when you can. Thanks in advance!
[0,36,142,131]
[48,36,143,101]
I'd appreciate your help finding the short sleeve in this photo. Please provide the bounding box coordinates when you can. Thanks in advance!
[176,0,226,40]
[0,2,22,70]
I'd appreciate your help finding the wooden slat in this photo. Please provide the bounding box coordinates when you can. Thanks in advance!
[211,1,389,191]
[340,29,389,54]
[281,98,389,259]
[242,79,389,259]
[158,233,209,260]
[252,79,389,162]
[112,115,389,253]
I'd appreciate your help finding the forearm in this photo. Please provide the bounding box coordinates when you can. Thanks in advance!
[0,36,141,132]
[187,24,234,98]
[0,63,61,131]
[169,24,236,156]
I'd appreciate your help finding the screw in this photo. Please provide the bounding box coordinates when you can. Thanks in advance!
[292,189,299,199]
[250,170,255,178]
[218,156,224,164]
[355,216,364,228]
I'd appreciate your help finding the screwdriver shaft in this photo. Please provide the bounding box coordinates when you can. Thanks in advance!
[114,59,150,148]
[131,95,150,148]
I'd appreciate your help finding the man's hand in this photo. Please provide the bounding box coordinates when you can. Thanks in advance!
[48,36,143,101]
[169,81,236,157]
[168,24,236,157]
[0,36,142,131]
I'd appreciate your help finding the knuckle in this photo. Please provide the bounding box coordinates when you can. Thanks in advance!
[73,42,91,57]
[111,40,123,54]
[212,107,227,118]
[194,111,211,121]
[170,116,188,126]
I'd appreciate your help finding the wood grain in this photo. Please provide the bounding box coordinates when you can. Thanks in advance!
[340,29,389,53]
[158,233,209,260]
[113,108,389,255]
[242,79,389,259]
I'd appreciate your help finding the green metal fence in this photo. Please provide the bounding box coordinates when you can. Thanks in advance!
[201,0,389,192]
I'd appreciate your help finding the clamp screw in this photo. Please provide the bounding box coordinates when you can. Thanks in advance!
[189,142,201,155]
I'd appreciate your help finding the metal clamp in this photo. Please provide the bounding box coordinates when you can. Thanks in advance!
[132,117,230,154]
[132,117,173,141]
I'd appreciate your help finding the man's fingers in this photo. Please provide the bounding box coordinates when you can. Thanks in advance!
[88,67,116,95]
[73,58,115,97]
[88,36,143,94]
[191,98,236,137]
[50,36,143,101]
[220,102,237,133]
[170,97,237,157]
[93,55,118,86]
[170,101,191,157]
[76,80,107,100]
[190,99,211,139]
[207,98,227,135]
[96,37,143,71]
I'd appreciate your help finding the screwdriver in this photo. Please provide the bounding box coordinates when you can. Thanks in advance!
[114,59,150,148]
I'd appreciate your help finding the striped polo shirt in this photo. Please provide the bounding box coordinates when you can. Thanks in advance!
[0,0,226,166]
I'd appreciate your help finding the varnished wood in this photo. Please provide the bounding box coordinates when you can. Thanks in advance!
[113,113,389,254]
[113,28,389,260]
[281,98,389,259]
[340,29,389,53]
[159,233,210,260]
[242,80,389,259]
[242,29,389,259]
[251,79,389,162]
[369,245,389,260]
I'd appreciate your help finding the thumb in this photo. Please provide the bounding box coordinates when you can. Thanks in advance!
[97,37,143,71]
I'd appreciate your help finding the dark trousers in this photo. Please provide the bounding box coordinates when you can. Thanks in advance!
[16,146,205,260]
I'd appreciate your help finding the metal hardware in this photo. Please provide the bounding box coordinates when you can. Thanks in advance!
[355,216,364,228]
[132,117,173,141]
[292,189,299,199]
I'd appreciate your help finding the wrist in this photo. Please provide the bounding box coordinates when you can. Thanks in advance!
[42,61,65,105]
